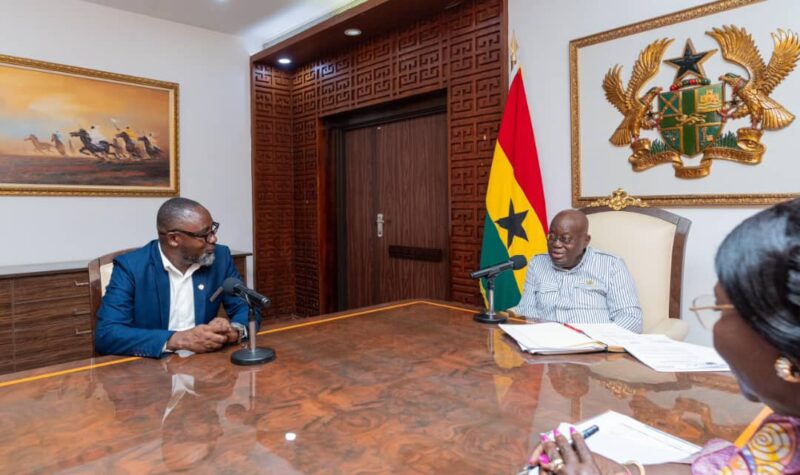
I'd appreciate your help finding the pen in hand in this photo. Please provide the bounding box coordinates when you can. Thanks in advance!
[520,425,600,473]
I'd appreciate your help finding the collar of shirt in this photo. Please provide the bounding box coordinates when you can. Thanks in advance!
[550,246,594,274]
[158,243,201,280]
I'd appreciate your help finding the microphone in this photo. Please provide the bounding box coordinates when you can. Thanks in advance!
[222,277,271,308]
[470,255,527,279]
[209,285,224,302]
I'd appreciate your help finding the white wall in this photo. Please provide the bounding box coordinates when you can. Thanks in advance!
[509,0,799,345]
[0,0,254,283]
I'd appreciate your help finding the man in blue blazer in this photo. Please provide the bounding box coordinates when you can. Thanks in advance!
[95,197,256,358]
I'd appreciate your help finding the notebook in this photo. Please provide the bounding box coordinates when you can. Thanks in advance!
[498,322,614,355]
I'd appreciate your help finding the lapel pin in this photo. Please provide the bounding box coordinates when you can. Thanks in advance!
[198,284,205,291]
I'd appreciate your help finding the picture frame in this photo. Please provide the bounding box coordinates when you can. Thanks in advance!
[0,54,179,196]
[569,0,800,206]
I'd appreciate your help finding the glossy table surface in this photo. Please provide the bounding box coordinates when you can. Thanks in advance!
[0,301,763,474]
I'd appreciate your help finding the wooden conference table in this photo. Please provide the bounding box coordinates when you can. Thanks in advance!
[0,301,763,474]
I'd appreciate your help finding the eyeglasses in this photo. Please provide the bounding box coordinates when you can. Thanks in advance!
[689,294,735,330]
[547,233,575,245]
[160,221,219,243]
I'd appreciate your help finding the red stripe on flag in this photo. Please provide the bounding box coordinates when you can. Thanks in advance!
[497,71,548,233]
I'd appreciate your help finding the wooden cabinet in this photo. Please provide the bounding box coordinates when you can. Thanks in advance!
[0,251,250,375]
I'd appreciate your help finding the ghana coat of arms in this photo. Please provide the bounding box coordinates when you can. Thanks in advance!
[603,26,800,178]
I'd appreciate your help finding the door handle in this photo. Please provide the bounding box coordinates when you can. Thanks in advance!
[376,213,384,238]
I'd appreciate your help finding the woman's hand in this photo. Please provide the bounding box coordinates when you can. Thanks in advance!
[538,429,626,475]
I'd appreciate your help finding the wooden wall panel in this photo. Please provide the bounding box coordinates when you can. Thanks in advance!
[445,0,504,305]
[252,65,296,316]
[252,0,505,316]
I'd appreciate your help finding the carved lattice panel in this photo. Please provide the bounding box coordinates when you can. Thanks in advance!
[252,65,295,316]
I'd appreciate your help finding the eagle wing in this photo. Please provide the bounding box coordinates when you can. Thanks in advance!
[729,103,751,119]
[759,29,800,96]
[707,25,766,83]
[625,38,673,102]
[602,65,629,114]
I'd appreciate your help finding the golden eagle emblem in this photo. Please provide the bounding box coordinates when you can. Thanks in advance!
[603,26,800,179]
[708,26,800,130]
[603,38,673,145]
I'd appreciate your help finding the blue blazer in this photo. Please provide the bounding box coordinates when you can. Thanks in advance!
[95,240,256,358]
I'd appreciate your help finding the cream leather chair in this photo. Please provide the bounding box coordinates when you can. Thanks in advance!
[88,248,135,352]
[581,191,691,340]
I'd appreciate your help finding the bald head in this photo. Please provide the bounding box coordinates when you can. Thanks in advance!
[157,197,205,233]
[547,209,591,269]
[551,210,589,235]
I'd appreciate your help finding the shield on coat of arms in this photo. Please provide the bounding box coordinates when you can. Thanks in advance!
[657,84,725,156]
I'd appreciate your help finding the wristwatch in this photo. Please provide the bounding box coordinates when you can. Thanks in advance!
[230,322,247,346]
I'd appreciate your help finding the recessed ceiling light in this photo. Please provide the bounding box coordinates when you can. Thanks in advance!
[344,28,362,37]
[277,57,292,65]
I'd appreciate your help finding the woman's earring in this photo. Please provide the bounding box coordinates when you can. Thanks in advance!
[775,357,800,383]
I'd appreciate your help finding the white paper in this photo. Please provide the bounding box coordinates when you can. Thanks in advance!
[577,411,701,463]
[525,411,700,474]
[499,322,606,354]
[502,323,728,372]
[571,323,643,348]
[623,337,730,372]
[575,324,730,373]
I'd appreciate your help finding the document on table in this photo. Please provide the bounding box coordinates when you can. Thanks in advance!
[500,323,730,372]
[527,410,701,474]
[575,410,701,463]
[572,323,729,372]
[498,322,606,355]
[570,323,648,348]
[623,336,730,372]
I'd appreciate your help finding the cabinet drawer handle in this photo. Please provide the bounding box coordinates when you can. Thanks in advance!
[74,281,90,287]
[74,329,92,336]
[73,309,91,316]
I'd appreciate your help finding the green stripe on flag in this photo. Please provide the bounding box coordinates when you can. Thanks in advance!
[479,214,521,310]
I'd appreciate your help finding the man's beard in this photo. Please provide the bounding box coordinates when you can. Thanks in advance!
[197,252,216,267]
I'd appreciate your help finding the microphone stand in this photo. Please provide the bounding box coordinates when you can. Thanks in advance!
[231,293,276,366]
[474,273,507,324]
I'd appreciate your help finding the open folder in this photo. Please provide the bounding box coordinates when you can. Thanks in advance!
[499,322,730,372]
[498,322,619,354]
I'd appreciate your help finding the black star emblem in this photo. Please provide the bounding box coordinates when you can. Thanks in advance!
[495,200,528,247]
[664,39,716,82]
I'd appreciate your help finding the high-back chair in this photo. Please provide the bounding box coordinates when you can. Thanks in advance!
[581,189,691,340]
[87,248,136,347]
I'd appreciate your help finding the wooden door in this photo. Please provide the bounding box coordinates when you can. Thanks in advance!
[344,113,449,308]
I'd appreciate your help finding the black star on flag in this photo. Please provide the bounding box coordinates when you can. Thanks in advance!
[664,39,715,82]
[495,200,529,248]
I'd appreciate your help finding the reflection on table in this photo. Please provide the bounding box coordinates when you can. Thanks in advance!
[0,301,763,473]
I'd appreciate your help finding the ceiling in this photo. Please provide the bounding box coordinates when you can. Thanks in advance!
[79,0,366,52]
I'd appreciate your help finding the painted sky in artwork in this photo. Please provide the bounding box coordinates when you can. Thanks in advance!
[0,64,171,156]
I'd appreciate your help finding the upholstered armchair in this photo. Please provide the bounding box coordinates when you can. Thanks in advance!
[581,190,691,340]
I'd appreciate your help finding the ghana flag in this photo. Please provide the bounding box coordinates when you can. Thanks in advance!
[479,70,548,310]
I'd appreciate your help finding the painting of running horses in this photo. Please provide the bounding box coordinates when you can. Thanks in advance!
[0,54,178,196]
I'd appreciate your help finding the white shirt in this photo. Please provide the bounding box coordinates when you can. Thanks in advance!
[158,245,245,355]
[510,247,643,333]
[163,374,196,423]
[159,245,201,355]
[88,127,107,144]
